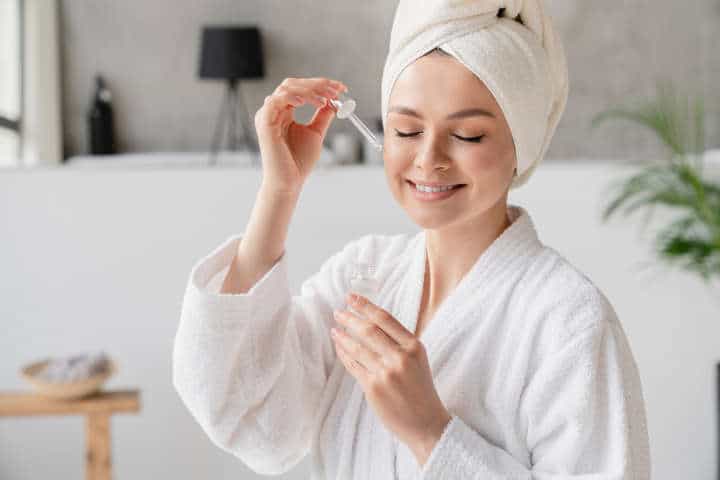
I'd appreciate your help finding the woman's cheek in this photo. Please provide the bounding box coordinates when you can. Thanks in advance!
[385,135,412,153]
[382,140,413,168]
[467,143,506,170]
[382,150,406,193]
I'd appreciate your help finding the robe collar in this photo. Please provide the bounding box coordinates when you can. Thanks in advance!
[397,203,545,358]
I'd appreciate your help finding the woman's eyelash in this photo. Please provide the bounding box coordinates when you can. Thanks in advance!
[394,130,420,138]
[394,129,484,143]
[456,134,484,143]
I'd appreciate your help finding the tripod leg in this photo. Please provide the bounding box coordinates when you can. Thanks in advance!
[236,84,260,160]
[209,86,232,166]
[228,84,238,152]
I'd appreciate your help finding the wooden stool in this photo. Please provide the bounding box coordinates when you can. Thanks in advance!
[0,389,141,480]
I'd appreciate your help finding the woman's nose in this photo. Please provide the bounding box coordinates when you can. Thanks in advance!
[412,134,450,171]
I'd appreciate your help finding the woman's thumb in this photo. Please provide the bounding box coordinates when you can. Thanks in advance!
[307,103,336,138]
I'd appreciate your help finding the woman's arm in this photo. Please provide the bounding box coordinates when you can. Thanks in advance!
[173,231,363,475]
[220,183,299,294]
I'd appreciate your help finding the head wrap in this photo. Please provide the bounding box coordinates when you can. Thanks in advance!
[381,0,569,189]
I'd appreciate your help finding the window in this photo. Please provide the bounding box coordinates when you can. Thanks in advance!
[0,0,23,167]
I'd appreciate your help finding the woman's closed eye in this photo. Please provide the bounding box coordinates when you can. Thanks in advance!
[394,129,484,143]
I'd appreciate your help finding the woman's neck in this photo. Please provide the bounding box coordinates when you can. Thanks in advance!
[422,200,511,311]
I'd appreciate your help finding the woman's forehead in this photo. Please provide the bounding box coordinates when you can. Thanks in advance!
[389,54,500,118]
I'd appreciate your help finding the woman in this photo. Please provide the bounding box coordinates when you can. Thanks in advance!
[173,1,651,479]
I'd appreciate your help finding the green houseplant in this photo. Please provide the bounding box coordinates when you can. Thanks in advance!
[591,80,720,284]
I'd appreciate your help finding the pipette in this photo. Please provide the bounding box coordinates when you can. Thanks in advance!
[329,92,384,152]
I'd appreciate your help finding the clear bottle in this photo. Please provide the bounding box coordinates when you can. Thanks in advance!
[347,262,381,315]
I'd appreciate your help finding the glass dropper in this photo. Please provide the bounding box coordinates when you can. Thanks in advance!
[329,92,384,152]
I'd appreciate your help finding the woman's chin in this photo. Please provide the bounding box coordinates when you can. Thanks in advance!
[404,208,464,230]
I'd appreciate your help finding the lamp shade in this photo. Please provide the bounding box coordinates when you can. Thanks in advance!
[199,26,264,80]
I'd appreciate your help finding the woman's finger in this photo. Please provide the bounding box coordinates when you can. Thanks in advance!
[258,78,347,127]
[280,77,348,94]
[264,90,329,124]
[275,84,339,107]
[267,77,347,113]
[265,88,338,127]
[259,93,303,126]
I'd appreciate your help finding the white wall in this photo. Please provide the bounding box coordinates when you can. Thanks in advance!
[1,161,719,479]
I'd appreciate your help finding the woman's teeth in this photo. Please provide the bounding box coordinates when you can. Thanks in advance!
[414,183,460,193]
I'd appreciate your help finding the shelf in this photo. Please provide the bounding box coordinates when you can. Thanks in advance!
[0,149,385,171]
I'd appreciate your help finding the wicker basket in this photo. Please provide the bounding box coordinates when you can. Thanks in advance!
[20,357,116,400]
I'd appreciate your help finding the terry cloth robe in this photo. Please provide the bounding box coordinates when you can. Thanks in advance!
[172,203,651,479]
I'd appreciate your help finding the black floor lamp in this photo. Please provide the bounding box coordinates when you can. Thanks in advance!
[199,26,264,166]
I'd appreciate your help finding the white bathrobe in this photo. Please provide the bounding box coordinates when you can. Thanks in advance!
[172,204,651,479]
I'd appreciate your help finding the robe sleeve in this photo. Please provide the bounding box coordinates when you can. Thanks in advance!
[418,319,651,480]
[172,233,358,475]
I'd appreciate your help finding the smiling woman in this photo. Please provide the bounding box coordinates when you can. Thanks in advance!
[174,1,650,479]
[383,47,518,237]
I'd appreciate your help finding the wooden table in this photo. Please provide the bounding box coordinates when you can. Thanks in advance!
[0,389,141,480]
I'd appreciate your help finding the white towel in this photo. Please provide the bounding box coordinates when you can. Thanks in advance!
[381,0,569,189]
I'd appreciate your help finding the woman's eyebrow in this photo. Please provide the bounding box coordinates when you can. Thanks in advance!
[388,106,496,120]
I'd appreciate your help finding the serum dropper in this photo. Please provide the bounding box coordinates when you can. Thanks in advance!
[328,92,384,152]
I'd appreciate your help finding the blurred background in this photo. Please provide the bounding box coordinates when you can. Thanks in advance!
[1,1,719,479]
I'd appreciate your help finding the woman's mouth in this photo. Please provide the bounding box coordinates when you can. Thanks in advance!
[406,180,466,202]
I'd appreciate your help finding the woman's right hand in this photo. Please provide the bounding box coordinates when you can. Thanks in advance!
[254,77,348,195]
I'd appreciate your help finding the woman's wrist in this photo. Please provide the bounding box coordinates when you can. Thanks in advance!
[411,409,453,468]
[259,179,303,199]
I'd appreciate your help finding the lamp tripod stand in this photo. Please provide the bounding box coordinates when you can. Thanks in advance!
[208,79,259,166]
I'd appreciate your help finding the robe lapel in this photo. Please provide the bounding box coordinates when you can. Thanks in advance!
[396,204,545,365]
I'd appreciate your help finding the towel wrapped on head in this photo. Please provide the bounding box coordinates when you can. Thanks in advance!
[381,0,569,189]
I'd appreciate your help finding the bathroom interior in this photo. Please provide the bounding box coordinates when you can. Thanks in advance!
[1,1,719,479]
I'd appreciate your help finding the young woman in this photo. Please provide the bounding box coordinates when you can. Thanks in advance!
[173,2,651,479]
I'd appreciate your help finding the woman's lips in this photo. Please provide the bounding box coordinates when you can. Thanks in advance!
[406,180,466,201]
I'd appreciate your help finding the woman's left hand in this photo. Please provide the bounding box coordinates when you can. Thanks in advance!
[331,292,452,465]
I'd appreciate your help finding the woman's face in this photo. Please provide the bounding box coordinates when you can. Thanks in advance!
[383,51,517,231]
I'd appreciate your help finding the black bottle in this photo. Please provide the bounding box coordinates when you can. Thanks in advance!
[87,75,116,155]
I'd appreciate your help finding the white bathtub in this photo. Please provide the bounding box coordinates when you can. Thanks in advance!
[1,155,718,479]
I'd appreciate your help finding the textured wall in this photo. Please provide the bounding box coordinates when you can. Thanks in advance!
[59,1,718,162]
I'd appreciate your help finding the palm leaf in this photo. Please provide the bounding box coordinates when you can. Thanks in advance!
[592,80,719,282]
[591,80,705,158]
